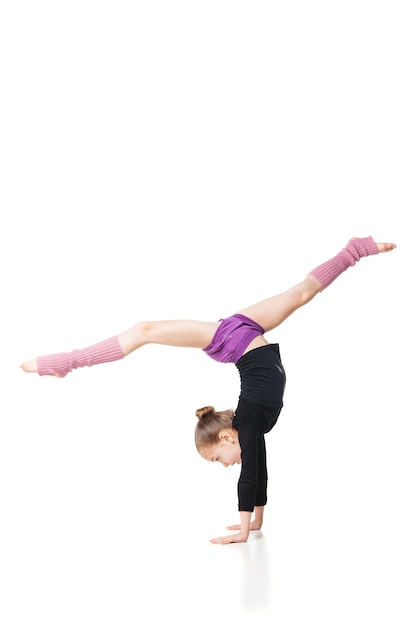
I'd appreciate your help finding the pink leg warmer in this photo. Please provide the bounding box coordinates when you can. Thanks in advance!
[309,236,379,290]
[36,335,124,377]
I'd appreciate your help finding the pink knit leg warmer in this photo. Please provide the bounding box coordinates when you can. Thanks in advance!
[309,236,379,290]
[36,335,124,377]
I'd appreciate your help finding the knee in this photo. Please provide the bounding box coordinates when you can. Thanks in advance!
[131,320,154,344]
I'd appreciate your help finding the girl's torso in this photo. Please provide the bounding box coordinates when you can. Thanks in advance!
[243,334,269,354]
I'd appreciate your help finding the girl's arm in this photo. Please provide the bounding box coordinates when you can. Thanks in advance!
[252,505,264,529]
[210,430,266,543]
[226,506,265,532]
[209,507,265,544]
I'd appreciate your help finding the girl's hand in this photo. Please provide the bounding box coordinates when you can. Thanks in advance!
[209,510,256,544]
[225,507,264,533]
[209,531,249,545]
[226,520,262,532]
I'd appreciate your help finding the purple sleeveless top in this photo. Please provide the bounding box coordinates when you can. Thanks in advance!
[203,314,265,364]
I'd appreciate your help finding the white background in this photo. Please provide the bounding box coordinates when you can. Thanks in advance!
[1,1,416,624]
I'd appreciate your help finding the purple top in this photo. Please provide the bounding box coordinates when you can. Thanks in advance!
[203,314,265,364]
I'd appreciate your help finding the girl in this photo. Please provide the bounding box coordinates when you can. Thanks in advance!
[20,236,396,544]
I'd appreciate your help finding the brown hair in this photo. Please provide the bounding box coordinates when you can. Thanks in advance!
[194,405,234,451]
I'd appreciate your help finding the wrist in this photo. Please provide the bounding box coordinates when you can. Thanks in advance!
[254,505,264,526]
[239,510,252,538]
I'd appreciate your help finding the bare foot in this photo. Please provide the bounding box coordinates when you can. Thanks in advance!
[376,242,396,253]
[20,359,62,377]
[19,359,38,374]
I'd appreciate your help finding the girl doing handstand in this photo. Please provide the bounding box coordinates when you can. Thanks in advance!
[20,236,396,544]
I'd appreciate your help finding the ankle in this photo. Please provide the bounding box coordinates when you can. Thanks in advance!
[347,236,378,259]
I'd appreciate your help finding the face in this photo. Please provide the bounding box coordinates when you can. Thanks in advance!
[201,429,242,467]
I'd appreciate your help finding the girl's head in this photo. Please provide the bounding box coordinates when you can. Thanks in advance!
[195,406,242,467]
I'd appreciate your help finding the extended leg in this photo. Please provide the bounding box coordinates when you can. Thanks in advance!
[237,276,321,333]
[20,319,218,377]
[118,320,218,355]
[237,237,396,333]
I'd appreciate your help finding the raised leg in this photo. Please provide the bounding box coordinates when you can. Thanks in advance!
[118,320,219,355]
[237,276,321,333]
[20,320,219,377]
[237,237,396,333]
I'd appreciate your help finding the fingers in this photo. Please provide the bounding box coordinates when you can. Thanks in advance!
[210,535,242,544]
[210,531,249,544]
[210,536,229,544]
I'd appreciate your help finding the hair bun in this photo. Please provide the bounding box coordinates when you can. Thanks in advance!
[195,405,215,420]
